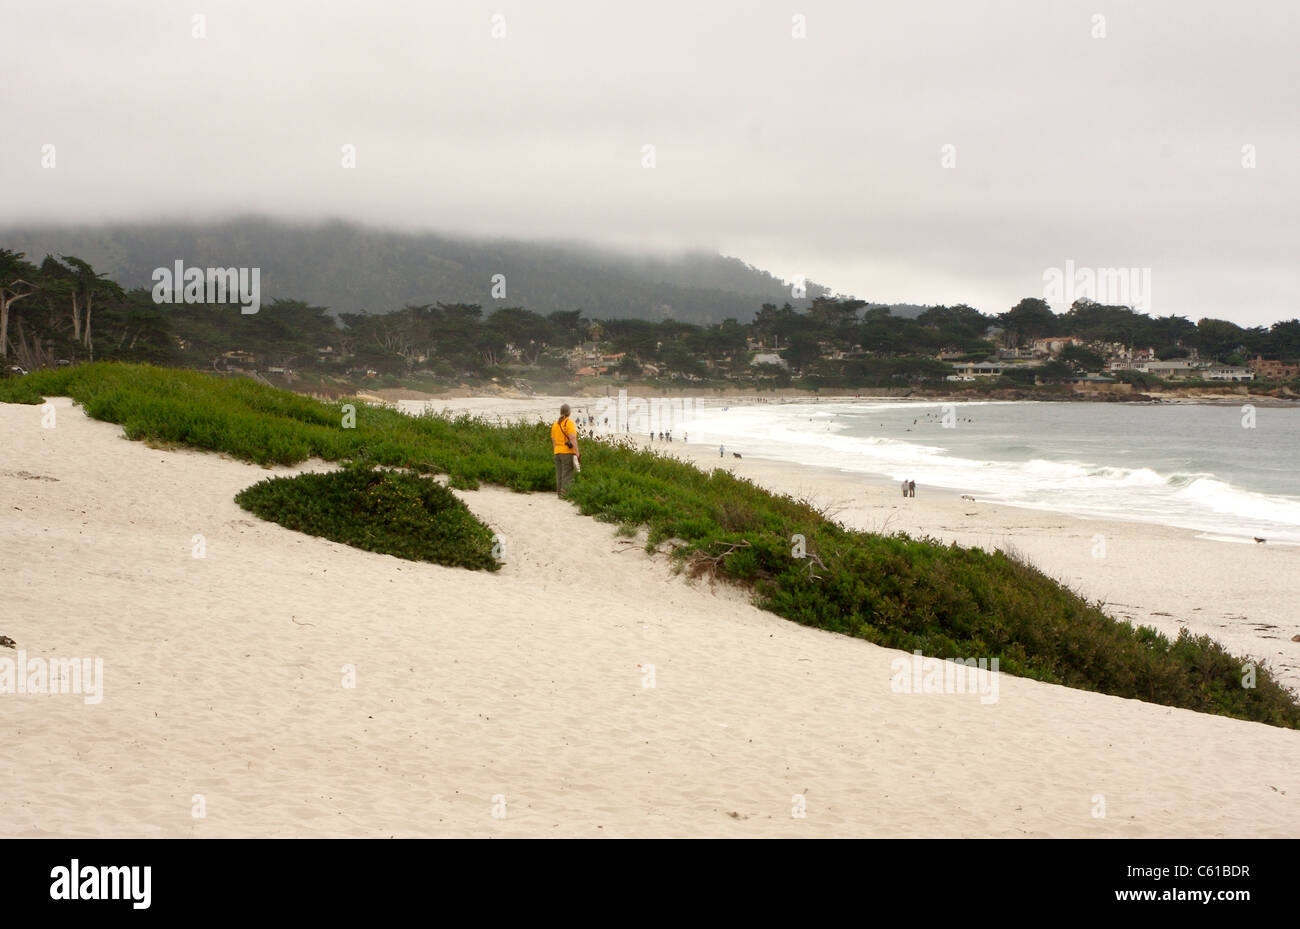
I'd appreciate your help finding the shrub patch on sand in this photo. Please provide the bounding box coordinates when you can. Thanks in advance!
[235,464,499,571]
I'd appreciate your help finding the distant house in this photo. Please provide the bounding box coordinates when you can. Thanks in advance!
[1031,336,1083,357]
[1248,356,1299,380]
[751,352,788,369]
[1114,360,1252,381]
[1202,365,1255,382]
[1118,346,1158,362]
[951,361,1009,377]
[567,346,600,369]
[1109,359,1204,379]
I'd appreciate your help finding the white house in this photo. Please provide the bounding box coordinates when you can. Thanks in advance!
[751,353,789,369]
[1202,365,1255,382]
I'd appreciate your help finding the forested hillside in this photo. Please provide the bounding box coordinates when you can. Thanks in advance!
[0,217,831,324]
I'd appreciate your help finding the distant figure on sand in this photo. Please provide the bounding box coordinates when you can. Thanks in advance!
[720,445,725,457]
[901,480,908,497]
[550,404,580,497]
[908,480,916,497]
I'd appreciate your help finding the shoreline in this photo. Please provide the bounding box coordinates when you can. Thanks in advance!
[405,393,1299,542]
[420,395,1300,694]
[364,383,1300,408]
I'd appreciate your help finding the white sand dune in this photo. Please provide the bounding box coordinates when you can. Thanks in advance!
[1,397,1297,837]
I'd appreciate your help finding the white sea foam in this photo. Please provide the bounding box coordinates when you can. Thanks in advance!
[684,402,1300,543]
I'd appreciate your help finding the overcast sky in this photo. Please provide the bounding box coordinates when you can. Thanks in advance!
[3,0,1296,326]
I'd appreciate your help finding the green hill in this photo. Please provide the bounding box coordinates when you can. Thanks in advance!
[0,217,832,324]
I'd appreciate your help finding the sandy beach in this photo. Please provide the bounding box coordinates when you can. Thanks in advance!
[419,395,1300,692]
[2,396,1298,838]
[644,437,1300,691]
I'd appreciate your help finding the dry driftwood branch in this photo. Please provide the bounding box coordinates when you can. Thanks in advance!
[803,549,827,580]
[685,538,752,581]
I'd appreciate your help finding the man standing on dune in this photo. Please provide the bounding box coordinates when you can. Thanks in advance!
[551,403,580,498]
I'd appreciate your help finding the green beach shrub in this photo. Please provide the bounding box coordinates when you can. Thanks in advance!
[235,463,499,571]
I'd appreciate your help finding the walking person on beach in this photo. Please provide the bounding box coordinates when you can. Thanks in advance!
[551,404,580,498]
[908,480,916,498]
[901,479,909,497]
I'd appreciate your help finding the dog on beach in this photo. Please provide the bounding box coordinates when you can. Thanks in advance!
[733,452,742,459]
[960,494,976,502]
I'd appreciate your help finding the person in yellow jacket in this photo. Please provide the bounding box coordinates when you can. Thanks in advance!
[550,403,581,497]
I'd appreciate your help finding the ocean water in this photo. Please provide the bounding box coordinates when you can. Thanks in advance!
[681,400,1300,543]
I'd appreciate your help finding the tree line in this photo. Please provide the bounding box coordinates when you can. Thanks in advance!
[3,249,1298,387]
